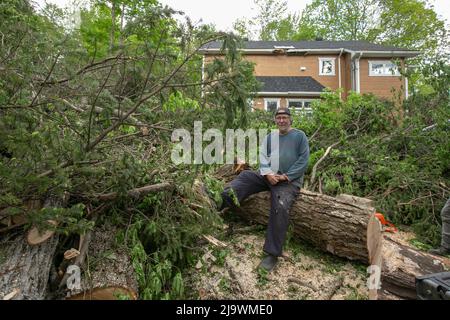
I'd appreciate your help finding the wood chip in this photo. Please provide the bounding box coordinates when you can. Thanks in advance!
[64,248,81,260]
[141,126,149,136]
[287,277,318,291]
[3,288,20,300]
[203,234,227,248]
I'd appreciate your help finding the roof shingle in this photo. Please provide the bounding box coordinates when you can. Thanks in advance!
[256,76,325,93]
[201,40,415,52]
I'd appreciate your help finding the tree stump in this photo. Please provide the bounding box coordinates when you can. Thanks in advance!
[0,197,62,300]
[65,224,138,300]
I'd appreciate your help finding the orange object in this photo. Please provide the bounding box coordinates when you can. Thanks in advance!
[375,212,397,233]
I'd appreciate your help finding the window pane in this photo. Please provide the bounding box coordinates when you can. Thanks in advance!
[371,63,384,74]
[303,101,311,108]
[386,63,399,75]
[266,101,278,112]
[371,62,399,75]
[288,101,303,109]
[321,60,333,74]
[303,107,313,117]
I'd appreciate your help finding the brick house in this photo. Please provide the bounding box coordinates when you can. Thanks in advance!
[200,41,419,113]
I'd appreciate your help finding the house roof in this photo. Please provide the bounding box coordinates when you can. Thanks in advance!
[200,40,420,57]
[255,76,325,94]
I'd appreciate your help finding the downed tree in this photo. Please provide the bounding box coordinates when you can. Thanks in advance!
[228,184,381,264]
[64,224,138,300]
[215,165,450,300]
[0,196,65,300]
[379,233,450,300]
[216,165,380,263]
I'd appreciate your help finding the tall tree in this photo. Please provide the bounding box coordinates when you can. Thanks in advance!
[232,0,293,41]
[293,0,448,57]
[295,0,382,41]
[377,0,448,57]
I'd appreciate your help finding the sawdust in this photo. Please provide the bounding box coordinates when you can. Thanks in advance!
[185,232,369,300]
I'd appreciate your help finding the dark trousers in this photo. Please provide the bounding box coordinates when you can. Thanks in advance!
[221,170,299,257]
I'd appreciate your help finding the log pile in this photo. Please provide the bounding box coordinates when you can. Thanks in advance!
[216,165,450,300]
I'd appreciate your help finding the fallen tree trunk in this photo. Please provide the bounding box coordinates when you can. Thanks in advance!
[64,224,138,300]
[216,166,381,264]
[0,196,64,300]
[238,188,450,299]
[216,166,450,300]
[379,234,450,300]
[237,188,380,264]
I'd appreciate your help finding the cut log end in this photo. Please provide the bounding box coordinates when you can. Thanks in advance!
[26,220,58,246]
[63,224,139,300]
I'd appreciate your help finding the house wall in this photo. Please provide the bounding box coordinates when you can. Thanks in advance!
[205,54,344,91]
[204,54,407,103]
[244,54,345,92]
[359,58,405,102]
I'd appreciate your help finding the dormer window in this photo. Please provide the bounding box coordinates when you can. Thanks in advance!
[319,57,336,76]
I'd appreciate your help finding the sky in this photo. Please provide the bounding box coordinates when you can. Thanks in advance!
[34,0,450,33]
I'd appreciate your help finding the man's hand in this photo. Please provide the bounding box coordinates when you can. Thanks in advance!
[275,174,289,182]
[265,174,279,185]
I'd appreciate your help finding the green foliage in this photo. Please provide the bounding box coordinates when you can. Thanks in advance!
[300,85,449,245]
[204,35,260,128]
[163,91,199,112]
[121,170,224,299]
[203,173,225,209]
[212,248,229,267]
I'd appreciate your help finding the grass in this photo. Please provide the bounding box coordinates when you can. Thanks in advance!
[218,277,231,293]
[212,248,229,267]
[409,238,433,251]
[256,267,269,287]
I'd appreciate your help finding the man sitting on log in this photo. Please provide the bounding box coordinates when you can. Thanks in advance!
[220,107,310,272]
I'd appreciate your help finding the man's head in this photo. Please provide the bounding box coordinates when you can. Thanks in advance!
[274,108,292,134]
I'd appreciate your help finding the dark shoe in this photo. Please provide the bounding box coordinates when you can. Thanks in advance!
[258,255,278,272]
[429,246,450,257]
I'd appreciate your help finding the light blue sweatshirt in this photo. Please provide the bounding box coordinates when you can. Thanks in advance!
[259,128,310,187]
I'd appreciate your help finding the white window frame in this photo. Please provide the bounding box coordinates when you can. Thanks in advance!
[264,98,280,112]
[287,99,315,115]
[319,57,336,76]
[368,60,401,77]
